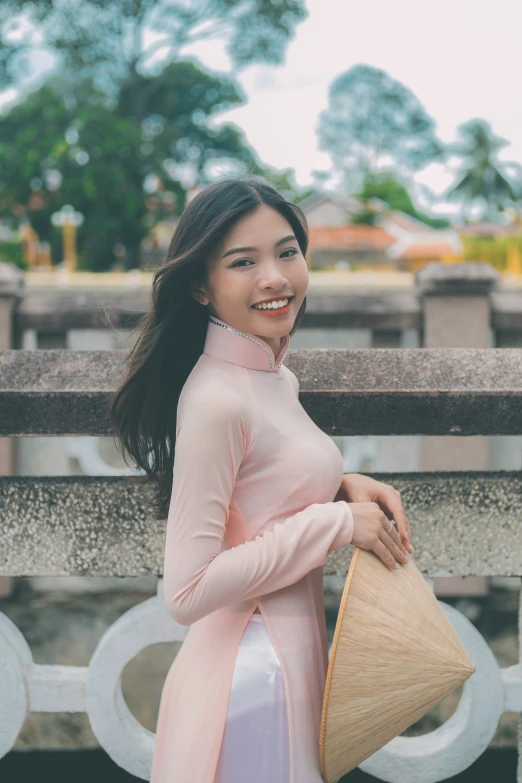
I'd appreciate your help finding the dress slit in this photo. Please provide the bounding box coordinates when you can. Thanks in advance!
[213,612,291,783]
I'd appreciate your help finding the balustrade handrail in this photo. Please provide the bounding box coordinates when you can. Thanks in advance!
[0,472,521,578]
[2,347,522,435]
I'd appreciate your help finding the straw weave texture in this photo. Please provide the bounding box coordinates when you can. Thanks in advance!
[320,548,476,783]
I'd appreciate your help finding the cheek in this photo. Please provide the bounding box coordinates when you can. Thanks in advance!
[294,256,309,289]
[210,270,243,298]
[219,274,252,306]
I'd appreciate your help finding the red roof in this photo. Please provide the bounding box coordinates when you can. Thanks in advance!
[308,225,459,261]
[308,225,394,251]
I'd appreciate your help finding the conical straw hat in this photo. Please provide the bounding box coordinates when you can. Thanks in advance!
[320,547,476,783]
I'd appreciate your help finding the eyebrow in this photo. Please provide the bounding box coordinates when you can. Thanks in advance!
[221,234,297,260]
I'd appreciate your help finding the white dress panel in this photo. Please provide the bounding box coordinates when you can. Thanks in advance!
[214,613,291,782]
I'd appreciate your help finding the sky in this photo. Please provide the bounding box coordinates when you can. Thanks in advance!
[2,0,521,219]
[182,0,522,218]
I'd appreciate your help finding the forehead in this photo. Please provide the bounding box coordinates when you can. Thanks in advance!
[221,204,292,248]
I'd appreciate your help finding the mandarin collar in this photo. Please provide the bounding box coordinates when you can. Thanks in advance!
[203,315,290,372]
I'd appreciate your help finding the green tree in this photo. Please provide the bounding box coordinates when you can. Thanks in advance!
[252,167,315,205]
[0,0,308,102]
[444,119,521,222]
[0,0,308,268]
[0,63,262,270]
[351,171,451,229]
[317,64,444,193]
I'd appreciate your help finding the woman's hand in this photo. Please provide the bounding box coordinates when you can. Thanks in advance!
[348,502,410,571]
[335,473,413,553]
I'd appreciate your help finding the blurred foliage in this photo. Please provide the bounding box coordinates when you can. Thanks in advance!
[0,239,26,269]
[2,0,522,273]
[0,71,262,270]
[443,119,522,221]
[316,66,522,225]
[351,172,451,228]
[0,0,309,270]
[460,233,522,270]
[0,0,308,96]
[317,64,446,191]
[257,168,317,206]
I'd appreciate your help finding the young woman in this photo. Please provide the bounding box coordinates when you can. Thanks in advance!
[110,176,413,783]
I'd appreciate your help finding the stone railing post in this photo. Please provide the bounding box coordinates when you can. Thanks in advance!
[0,262,24,597]
[416,261,499,470]
[416,261,499,598]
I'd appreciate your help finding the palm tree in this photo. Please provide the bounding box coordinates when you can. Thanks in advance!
[444,119,520,222]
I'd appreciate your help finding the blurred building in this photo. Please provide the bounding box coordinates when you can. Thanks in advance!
[300,192,463,271]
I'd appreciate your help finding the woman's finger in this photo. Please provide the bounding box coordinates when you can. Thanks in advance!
[380,526,409,565]
[376,488,413,551]
[387,524,409,557]
[402,512,412,546]
[372,538,401,571]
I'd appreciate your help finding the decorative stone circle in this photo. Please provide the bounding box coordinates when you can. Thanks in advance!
[85,581,187,779]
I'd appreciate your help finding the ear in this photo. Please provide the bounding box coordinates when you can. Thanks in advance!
[190,282,206,305]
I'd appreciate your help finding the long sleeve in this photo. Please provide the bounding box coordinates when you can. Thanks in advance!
[163,385,354,626]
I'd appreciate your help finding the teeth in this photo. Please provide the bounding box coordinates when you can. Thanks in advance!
[253,298,289,310]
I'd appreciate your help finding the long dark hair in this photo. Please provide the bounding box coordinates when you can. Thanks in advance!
[109,176,309,520]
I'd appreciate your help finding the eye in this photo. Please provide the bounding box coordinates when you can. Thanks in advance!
[230,248,298,268]
[230,259,254,268]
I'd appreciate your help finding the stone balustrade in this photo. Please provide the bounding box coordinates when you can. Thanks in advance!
[2,347,522,436]
[0,347,521,781]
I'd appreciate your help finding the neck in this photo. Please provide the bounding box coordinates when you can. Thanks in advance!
[259,334,281,356]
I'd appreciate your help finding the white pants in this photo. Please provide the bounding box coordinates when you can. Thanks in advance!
[214,612,291,783]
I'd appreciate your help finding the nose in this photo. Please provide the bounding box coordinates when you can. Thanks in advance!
[256,258,290,290]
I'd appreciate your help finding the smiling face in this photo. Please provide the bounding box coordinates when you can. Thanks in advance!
[193,203,309,356]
